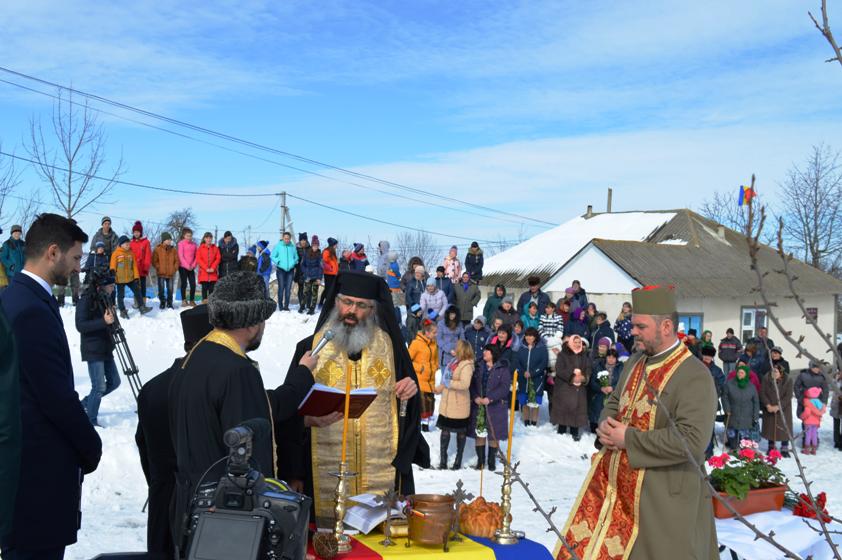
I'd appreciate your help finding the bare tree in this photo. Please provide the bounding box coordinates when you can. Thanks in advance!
[780,144,842,269]
[0,145,22,226]
[164,208,199,240]
[810,0,842,67]
[393,231,443,271]
[14,190,43,234]
[698,189,750,232]
[26,89,125,219]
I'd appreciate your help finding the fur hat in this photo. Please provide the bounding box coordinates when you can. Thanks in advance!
[299,232,308,242]
[208,272,276,330]
[118,235,130,246]
[132,221,143,235]
[701,345,717,357]
[161,232,172,242]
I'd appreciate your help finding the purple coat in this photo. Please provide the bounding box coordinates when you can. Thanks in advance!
[469,360,512,441]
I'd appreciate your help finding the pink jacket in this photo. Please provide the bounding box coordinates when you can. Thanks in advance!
[178,239,198,270]
[801,387,826,427]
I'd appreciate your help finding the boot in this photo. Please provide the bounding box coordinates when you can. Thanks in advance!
[487,448,497,471]
[159,302,166,310]
[119,309,129,319]
[473,446,485,470]
[439,432,450,470]
[452,434,466,470]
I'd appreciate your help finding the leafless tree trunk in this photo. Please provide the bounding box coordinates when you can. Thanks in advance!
[0,146,22,227]
[393,231,443,272]
[810,0,842,67]
[780,144,842,269]
[698,189,750,232]
[25,89,125,219]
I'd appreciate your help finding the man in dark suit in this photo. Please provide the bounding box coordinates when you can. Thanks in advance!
[0,302,20,543]
[0,213,103,560]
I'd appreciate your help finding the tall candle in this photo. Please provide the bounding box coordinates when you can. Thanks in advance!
[507,371,518,463]
[340,364,352,463]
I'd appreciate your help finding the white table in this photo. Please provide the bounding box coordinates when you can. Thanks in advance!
[716,510,842,559]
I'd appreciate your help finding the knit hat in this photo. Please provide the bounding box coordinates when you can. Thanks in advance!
[10,224,22,234]
[118,235,130,246]
[208,271,276,330]
[701,345,717,357]
[806,386,822,399]
[436,266,446,273]
[410,303,422,313]
[101,216,111,225]
[687,328,697,337]
[471,241,479,248]
[132,221,143,235]
[248,245,257,255]
[771,346,783,354]
[426,277,437,287]
[354,242,364,252]
[614,342,631,361]
[95,241,105,249]
[223,230,232,238]
[327,237,338,247]
[299,232,308,242]
[502,295,514,304]
[598,337,612,348]
[564,287,576,295]
[473,315,486,326]
[311,234,320,247]
[161,232,172,242]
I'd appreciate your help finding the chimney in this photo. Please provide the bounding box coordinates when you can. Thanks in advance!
[607,188,613,213]
[585,204,594,218]
[717,224,725,239]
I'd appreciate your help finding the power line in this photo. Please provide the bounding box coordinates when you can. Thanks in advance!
[0,65,557,227]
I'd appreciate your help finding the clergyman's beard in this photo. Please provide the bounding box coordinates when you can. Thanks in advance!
[326,306,376,356]
[638,331,664,356]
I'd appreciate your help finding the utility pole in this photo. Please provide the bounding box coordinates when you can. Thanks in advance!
[280,191,287,236]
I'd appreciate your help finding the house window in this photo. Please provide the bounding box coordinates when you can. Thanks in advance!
[741,307,767,342]
[678,314,703,336]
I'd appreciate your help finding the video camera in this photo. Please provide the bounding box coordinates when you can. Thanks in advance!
[186,418,311,560]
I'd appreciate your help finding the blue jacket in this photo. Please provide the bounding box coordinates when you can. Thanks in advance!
[255,241,272,278]
[386,262,401,290]
[0,238,25,278]
[1,273,102,549]
[437,315,464,369]
[405,277,425,311]
[300,249,323,281]
[521,312,541,331]
[271,240,299,272]
[514,340,548,396]
[82,252,110,282]
[464,324,491,363]
[434,276,455,304]
[516,289,550,317]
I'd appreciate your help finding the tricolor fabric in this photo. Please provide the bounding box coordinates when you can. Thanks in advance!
[307,533,553,559]
[737,185,755,206]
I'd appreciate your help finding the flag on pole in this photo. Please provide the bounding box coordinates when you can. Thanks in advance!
[738,184,755,206]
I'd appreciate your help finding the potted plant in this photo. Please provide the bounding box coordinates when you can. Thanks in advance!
[707,440,788,519]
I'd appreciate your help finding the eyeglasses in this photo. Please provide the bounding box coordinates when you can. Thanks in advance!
[337,297,374,311]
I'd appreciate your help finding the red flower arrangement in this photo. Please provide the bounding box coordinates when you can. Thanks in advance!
[792,492,831,523]
[707,440,787,500]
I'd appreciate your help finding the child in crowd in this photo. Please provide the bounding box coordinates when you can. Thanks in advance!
[196,232,221,302]
[177,228,198,307]
[539,301,563,339]
[801,386,826,454]
[521,301,541,331]
[110,236,150,318]
[434,340,475,469]
[152,232,179,309]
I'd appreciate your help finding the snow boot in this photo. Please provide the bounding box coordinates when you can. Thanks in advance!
[139,305,152,315]
[474,446,485,470]
[487,448,497,471]
[159,302,166,310]
[119,309,129,319]
[439,431,450,470]
[452,434,466,470]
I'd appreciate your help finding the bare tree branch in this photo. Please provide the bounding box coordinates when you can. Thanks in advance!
[810,0,842,68]
[393,231,443,273]
[14,190,43,234]
[0,145,22,226]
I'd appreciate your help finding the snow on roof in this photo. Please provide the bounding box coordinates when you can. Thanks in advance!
[484,211,677,279]
[658,238,688,245]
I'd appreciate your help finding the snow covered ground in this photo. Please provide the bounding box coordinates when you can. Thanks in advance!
[55,306,842,559]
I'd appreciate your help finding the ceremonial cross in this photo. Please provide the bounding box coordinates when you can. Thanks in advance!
[375,488,401,547]
[448,479,475,542]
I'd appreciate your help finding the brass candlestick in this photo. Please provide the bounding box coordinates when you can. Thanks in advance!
[330,461,357,553]
[493,461,522,545]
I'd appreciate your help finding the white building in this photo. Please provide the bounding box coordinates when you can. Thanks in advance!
[482,209,842,369]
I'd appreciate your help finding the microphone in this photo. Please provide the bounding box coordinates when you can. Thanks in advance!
[223,417,271,448]
[311,330,335,357]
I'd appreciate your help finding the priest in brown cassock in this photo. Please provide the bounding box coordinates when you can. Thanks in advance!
[279,270,431,527]
[556,285,718,560]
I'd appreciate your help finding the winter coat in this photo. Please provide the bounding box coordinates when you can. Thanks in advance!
[565,312,590,338]
[482,285,506,324]
[490,335,515,371]
[464,247,483,282]
[614,314,633,344]
[152,244,179,278]
[717,336,743,364]
[270,240,298,272]
[515,340,548,398]
[801,389,826,427]
[130,237,152,277]
[726,369,761,394]
[772,357,790,377]
[794,369,829,417]
[75,292,115,362]
[256,241,272,278]
[570,288,588,311]
[443,254,461,283]
[238,255,257,272]
[0,261,6,289]
[469,360,512,441]
[349,250,369,271]
[464,324,491,363]
[294,245,307,283]
[760,373,794,441]
[0,238,25,278]
[177,238,198,270]
[110,246,139,284]
[339,255,351,271]
[90,228,120,256]
[376,240,390,277]
[408,333,438,394]
[706,362,725,400]
[434,276,455,304]
[539,313,564,339]
[404,277,425,310]
[386,261,401,290]
[437,360,473,420]
[218,237,239,277]
[322,248,339,277]
[521,311,541,331]
[516,289,551,317]
[420,288,448,318]
[454,281,480,320]
[830,375,842,419]
[0,304,18,537]
[82,252,111,281]
[300,249,324,281]
[400,261,428,293]
[551,344,591,427]
[722,377,759,431]
[748,336,775,377]
[590,321,616,356]
[492,305,519,328]
[196,243,221,283]
[437,316,464,370]
[587,361,623,425]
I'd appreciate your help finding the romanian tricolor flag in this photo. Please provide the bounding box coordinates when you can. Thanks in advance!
[738,184,755,206]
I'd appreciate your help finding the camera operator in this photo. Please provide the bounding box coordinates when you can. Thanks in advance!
[76,271,120,427]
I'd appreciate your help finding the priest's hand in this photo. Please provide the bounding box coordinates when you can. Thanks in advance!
[304,412,343,428]
[597,417,627,450]
[395,377,417,401]
[299,350,318,372]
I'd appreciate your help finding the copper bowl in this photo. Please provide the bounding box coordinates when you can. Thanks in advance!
[405,494,454,548]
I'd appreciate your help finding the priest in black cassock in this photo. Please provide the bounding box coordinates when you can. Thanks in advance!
[169,271,317,551]
[279,270,431,527]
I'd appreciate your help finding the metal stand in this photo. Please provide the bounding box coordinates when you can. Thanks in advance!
[493,461,523,545]
[330,461,357,553]
[98,291,142,402]
[376,489,400,547]
[448,480,474,542]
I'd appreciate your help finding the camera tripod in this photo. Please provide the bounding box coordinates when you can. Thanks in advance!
[96,291,143,402]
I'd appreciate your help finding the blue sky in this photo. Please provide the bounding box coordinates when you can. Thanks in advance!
[1,0,841,252]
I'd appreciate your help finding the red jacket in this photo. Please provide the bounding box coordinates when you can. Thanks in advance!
[130,237,152,277]
[196,243,221,283]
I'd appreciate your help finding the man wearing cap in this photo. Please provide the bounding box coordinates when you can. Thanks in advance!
[517,275,550,316]
[557,285,717,560]
[717,327,743,377]
[136,304,213,560]
[434,265,455,304]
[169,272,317,546]
[0,224,25,282]
[770,346,790,377]
[748,326,775,379]
[90,216,120,257]
[279,271,430,527]
[217,230,239,279]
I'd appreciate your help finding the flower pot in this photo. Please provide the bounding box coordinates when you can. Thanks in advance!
[712,485,786,519]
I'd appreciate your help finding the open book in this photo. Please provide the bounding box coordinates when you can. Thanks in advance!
[343,493,406,535]
[297,383,377,418]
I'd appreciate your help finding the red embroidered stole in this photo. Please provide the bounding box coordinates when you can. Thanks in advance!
[556,345,690,560]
